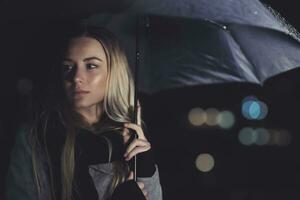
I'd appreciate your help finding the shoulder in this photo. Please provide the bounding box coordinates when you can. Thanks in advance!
[6,124,39,200]
[8,124,35,171]
[12,124,33,154]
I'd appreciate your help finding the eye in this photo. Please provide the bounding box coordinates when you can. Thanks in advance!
[86,63,98,70]
[62,64,74,76]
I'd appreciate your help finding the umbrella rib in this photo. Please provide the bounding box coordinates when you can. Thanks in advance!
[226,25,261,83]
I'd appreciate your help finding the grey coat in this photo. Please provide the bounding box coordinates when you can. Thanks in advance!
[6,127,163,200]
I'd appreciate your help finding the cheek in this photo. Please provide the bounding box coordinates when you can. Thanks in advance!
[91,73,108,95]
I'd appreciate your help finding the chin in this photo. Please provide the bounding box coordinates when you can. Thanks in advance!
[74,103,91,110]
[73,100,99,111]
[72,100,87,107]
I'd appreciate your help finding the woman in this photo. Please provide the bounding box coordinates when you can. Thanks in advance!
[6,24,162,200]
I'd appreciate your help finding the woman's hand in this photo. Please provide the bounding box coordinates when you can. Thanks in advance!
[122,102,151,161]
[127,171,148,200]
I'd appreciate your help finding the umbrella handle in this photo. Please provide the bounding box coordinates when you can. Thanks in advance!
[132,14,149,182]
[126,130,138,181]
[131,15,142,182]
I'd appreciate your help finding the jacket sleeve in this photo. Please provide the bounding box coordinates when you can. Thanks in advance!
[133,124,163,200]
[137,165,163,200]
[6,127,39,200]
[137,124,163,200]
[110,166,163,200]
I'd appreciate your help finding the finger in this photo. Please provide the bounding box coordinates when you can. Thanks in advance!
[137,100,141,126]
[124,123,145,140]
[122,127,130,136]
[125,146,151,161]
[122,128,130,144]
[124,139,150,157]
[123,135,131,144]
[127,171,134,180]
[125,138,149,155]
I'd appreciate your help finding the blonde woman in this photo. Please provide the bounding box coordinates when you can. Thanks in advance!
[6,25,162,200]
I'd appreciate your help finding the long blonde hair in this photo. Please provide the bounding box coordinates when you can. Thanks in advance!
[31,25,135,200]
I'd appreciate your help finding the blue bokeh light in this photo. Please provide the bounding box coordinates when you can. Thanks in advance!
[249,101,260,119]
[242,96,268,120]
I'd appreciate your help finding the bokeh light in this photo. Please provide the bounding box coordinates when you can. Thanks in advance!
[254,128,270,145]
[205,108,219,126]
[238,127,256,146]
[259,101,268,120]
[241,96,268,120]
[188,108,207,126]
[269,129,292,146]
[17,78,33,95]
[277,130,292,146]
[239,128,292,146]
[249,101,260,119]
[217,110,235,129]
[195,153,215,172]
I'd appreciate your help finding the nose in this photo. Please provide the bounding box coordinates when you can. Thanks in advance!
[73,67,85,85]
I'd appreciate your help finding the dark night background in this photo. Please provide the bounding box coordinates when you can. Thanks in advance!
[1,0,300,199]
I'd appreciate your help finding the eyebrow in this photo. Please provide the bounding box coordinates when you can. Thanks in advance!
[83,57,103,62]
[62,57,103,62]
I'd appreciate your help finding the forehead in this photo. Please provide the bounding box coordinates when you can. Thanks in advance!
[64,36,106,60]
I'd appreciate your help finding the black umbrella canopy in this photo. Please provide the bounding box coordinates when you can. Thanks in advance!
[81,0,300,94]
[125,0,290,33]
[0,0,294,34]
[132,17,300,93]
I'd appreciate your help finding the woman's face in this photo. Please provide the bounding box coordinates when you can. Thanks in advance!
[62,36,108,112]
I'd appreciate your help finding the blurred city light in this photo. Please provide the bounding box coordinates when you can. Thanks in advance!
[239,127,292,146]
[277,130,292,146]
[241,96,268,120]
[188,108,237,129]
[217,110,235,129]
[268,129,292,146]
[268,129,279,145]
[195,153,215,172]
[188,108,207,126]
[17,77,33,95]
[259,101,268,120]
[254,128,270,145]
[239,127,256,145]
[205,108,219,126]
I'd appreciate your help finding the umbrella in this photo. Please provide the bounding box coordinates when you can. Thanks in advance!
[81,0,300,94]
[79,0,300,180]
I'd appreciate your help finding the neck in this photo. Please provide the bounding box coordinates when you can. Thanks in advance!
[77,104,103,126]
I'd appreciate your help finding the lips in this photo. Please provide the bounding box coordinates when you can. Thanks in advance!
[72,90,90,97]
[75,90,89,94]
